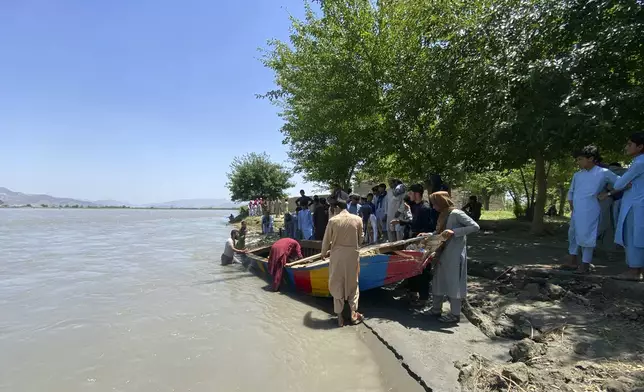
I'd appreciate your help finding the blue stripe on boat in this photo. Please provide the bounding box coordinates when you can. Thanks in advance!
[359,254,389,291]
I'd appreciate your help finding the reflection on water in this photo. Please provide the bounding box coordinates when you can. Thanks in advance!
[0,209,415,392]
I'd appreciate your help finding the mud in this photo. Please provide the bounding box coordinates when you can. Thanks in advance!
[459,266,644,391]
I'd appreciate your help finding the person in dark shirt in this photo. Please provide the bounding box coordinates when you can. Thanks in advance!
[359,196,374,243]
[409,184,436,236]
[313,198,328,241]
[462,195,483,222]
[546,205,558,217]
[296,189,312,208]
[406,183,435,305]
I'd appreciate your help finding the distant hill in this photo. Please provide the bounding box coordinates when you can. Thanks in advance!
[143,199,240,209]
[0,187,96,207]
[0,187,240,209]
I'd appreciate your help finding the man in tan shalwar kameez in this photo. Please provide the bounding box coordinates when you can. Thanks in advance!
[321,199,364,327]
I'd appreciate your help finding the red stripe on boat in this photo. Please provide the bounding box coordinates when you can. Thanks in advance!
[384,252,424,285]
[292,269,312,293]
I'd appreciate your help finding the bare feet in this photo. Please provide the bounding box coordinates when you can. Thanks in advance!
[337,317,344,327]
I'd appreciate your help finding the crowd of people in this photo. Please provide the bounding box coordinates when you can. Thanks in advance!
[271,179,484,326]
[280,182,481,246]
[224,132,644,327]
[247,198,264,217]
[318,190,481,326]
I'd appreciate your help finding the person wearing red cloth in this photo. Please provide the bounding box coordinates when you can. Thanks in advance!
[268,238,303,291]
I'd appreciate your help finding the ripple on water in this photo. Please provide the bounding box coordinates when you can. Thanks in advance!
[0,209,411,392]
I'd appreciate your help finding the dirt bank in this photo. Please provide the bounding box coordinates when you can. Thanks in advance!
[458,261,644,391]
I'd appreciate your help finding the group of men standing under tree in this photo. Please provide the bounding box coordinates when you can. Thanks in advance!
[564,133,644,281]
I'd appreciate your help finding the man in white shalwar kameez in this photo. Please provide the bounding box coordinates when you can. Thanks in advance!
[386,179,405,242]
[564,146,618,273]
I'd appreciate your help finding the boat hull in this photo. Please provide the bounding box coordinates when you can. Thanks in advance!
[237,250,426,297]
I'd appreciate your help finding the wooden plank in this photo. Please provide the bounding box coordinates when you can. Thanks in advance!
[247,244,272,255]
[360,235,440,254]
[286,253,323,267]
[287,235,439,268]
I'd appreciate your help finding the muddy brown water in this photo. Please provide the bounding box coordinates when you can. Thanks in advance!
[0,209,422,392]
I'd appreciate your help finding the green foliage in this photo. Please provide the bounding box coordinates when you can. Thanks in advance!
[226,152,294,202]
[461,172,510,209]
[260,0,644,233]
[260,0,384,189]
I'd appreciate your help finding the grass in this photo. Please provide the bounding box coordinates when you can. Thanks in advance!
[481,210,570,221]
[233,216,285,231]
[480,210,516,221]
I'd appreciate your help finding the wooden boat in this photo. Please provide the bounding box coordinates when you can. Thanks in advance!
[236,236,444,297]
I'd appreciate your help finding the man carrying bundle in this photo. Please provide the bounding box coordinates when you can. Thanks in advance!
[321,199,364,327]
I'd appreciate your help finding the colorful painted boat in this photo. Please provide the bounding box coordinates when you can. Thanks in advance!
[236,236,443,297]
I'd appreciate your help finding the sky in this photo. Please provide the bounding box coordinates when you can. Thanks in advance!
[0,0,316,204]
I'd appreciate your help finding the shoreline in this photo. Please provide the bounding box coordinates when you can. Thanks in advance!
[231,220,644,391]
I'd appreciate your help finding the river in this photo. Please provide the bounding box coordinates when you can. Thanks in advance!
[0,209,422,392]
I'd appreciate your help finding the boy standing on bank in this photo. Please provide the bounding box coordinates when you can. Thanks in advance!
[564,145,618,273]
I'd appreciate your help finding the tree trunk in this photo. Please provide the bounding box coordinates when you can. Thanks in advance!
[557,185,566,216]
[482,193,491,210]
[531,153,547,234]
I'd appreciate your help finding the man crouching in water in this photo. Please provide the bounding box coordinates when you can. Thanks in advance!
[321,199,364,327]
[221,230,247,265]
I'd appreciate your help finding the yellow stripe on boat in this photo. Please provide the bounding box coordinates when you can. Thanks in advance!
[309,267,330,296]
[256,260,266,273]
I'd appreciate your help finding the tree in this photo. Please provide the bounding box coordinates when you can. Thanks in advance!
[547,159,578,216]
[438,0,643,233]
[461,172,509,210]
[260,0,386,189]
[226,152,294,202]
[260,0,643,234]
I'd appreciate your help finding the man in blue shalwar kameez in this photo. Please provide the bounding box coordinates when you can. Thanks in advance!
[603,133,644,281]
[297,206,314,240]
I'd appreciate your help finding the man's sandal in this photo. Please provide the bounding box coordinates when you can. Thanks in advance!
[438,314,460,324]
[350,313,364,325]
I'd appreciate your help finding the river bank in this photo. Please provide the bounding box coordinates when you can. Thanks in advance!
[233,218,644,392]
[459,233,644,392]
